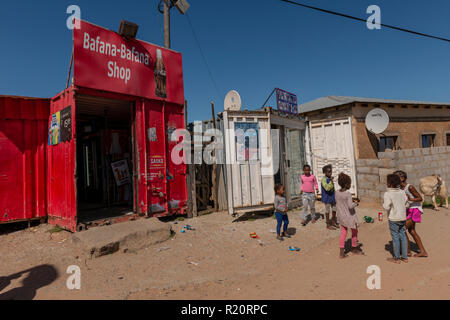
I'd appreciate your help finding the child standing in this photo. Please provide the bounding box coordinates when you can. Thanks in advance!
[383,174,409,264]
[394,171,428,258]
[336,173,363,258]
[300,164,319,226]
[274,184,289,241]
[321,165,339,230]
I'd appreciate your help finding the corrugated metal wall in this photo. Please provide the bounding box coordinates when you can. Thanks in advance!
[0,96,50,223]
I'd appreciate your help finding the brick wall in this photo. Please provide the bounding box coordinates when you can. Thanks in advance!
[356,146,450,201]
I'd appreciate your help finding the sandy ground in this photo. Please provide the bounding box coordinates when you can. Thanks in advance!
[0,202,449,300]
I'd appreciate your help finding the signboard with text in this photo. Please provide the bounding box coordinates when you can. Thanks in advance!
[73,20,185,105]
[276,88,298,114]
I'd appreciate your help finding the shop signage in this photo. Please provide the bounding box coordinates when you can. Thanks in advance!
[60,106,72,142]
[276,88,298,114]
[73,19,185,105]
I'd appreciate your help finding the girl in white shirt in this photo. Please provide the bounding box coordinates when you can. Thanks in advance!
[394,171,428,258]
[383,174,409,264]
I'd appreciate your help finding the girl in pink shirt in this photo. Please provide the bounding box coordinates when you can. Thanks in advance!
[301,165,319,225]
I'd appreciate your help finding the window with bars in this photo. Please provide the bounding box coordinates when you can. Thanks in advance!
[421,134,436,148]
[378,136,398,152]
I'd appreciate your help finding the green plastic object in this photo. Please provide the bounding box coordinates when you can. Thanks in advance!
[364,216,374,223]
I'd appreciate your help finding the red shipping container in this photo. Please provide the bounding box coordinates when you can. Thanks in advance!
[0,96,50,223]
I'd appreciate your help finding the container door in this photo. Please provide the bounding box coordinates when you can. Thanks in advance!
[145,100,169,215]
[229,118,270,208]
[310,119,357,195]
[164,103,187,214]
[286,128,306,202]
[47,90,77,232]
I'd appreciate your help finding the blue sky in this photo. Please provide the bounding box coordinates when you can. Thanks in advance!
[0,0,449,121]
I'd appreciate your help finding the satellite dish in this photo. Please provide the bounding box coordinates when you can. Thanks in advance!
[224,90,242,111]
[365,108,390,134]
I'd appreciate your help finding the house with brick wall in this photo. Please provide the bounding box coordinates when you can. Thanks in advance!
[298,96,450,200]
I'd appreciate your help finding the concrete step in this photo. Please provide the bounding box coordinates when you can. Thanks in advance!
[72,218,172,258]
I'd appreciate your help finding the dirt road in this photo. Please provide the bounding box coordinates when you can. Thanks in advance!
[1,203,449,300]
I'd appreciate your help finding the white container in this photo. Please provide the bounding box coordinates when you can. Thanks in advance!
[308,117,358,196]
[221,109,306,216]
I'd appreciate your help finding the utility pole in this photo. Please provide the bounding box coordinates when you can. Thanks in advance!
[159,0,190,49]
[164,0,171,48]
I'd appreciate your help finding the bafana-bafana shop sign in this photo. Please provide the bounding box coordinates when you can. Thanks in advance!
[73,20,185,105]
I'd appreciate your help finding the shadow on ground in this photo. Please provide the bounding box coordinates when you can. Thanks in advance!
[232,210,274,223]
[344,239,364,254]
[384,241,419,257]
[0,220,43,236]
[0,265,58,300]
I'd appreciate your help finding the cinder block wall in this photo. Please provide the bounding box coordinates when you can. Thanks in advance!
[356,146,450,202]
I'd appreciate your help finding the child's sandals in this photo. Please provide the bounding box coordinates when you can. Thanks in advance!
[282,232,291,239]
[351,248,365,256]
[387,258,401,264]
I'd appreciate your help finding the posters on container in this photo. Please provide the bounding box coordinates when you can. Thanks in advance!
[48,112,61,146]
[60,106,72,143]
[48,106,72,146]
[235,122,259,161]
[111,160,131,186]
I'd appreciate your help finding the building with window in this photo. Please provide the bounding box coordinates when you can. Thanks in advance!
[301,96,450,158]
[299,96,450,196]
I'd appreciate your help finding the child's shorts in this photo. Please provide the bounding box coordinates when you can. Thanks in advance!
[406,208,422,223]
[324,203,336,214]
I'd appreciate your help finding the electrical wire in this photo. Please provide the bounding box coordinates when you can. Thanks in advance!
[281,0,450,43]
[185,12,223,101]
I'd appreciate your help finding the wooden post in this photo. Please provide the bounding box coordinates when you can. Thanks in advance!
[190,159,198,217]
[185,101,193,218]
[164,0,171,49]
[185,101,197,218]
[211,102,219,212]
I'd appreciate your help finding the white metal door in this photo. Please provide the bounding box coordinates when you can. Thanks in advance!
[310,118,357,195]
[225,116,274,212]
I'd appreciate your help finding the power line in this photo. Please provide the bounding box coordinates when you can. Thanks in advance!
[281,0,450,43]
[185,12,223,100]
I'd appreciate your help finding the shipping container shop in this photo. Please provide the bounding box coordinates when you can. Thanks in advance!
[1,19,188,232]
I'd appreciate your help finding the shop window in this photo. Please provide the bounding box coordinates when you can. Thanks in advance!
[378,136,398,152]
[421,134,436,148]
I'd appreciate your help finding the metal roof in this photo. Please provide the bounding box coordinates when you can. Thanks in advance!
[299,95,450,114]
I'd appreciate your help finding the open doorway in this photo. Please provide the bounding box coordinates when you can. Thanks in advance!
[272,124,285,186]
[75,95,135,224]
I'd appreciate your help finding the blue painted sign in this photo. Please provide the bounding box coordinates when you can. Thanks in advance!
[276,88,298,114]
